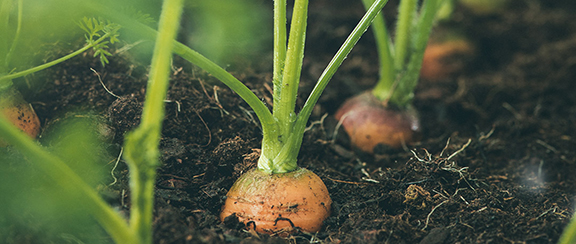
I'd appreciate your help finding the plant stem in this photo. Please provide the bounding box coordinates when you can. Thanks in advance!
[272,0,286,101]
[275,0,307,132]
[361,0,396,101]
[122,0,182,243]
[390,0,443,107]
[0,33,112,84]
[259,0,309,173]
[0,115,137,244]
[393,0,417,71]
[171,43,276,131]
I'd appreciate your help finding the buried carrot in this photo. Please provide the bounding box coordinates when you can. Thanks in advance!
[335,91,419,153]
[220,168,331,234]
[167,0,392,234]
[78,0,386,234]
[102,0,385,235]
[335,0,445,153]
[420,27,475,81]
[0,85,40,146]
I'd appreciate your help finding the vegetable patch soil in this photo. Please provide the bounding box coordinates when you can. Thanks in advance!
[12,0,576,243]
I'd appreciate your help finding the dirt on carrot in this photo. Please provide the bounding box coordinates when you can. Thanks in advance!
[220,167,331,235]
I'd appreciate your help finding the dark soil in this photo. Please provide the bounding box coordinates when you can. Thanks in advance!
[9,0,576,243]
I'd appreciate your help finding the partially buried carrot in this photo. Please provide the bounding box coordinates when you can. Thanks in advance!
[420,31,475,81]
[335,91,420,153]
[221,167,331,234]
[207,0,389,235]
[0,86,41,146]
[334,0,445,153]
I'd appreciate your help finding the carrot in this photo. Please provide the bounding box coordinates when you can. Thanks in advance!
[0,86,40,146]
[220,167,331,234]
[337,0,445,153]
[335,91,419,152]
[421,33,475,81]
[176,0,391,234]
[152,0,389,234]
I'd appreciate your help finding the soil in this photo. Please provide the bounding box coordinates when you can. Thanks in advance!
[6,0,576,243]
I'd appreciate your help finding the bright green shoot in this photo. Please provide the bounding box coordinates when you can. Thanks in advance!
[122,0,183,242]
[363,0,446,108]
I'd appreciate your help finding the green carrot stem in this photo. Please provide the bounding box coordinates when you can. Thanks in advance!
[275,0,308,136]
[172,43,276,133]
[360,0,396,101]
[258,0,310,174]
[0,32,112,83]
[272,0,287,101]
[122,0,183,243]
[389,0,443,107]
[137,2,181,130]
[393,0,417,71]
[0,115,137,244]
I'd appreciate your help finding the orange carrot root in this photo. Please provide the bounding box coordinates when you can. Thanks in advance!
[421,39,475,81]
[0,86,41,146]
[335,91,420,153]
[220,167,332,235]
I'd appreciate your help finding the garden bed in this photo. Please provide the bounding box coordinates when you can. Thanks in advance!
[7,0,576,243]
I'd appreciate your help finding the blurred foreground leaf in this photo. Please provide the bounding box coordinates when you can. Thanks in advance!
[0,113,116,244]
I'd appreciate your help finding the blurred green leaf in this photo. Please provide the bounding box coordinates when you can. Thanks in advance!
[185,0,272,65]
[0,113,116,243]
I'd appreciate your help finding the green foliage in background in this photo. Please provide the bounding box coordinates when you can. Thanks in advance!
[185,0,271,65]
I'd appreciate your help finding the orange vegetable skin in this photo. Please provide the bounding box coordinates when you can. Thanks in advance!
[335,91,420,153]
[421,39,474,81]
[0,86,41,145]
[220,167,332,234]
